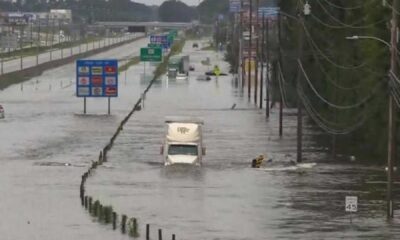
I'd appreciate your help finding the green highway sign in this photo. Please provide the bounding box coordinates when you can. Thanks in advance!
[169,30,178,37]
[140,47,163,62]
[148,43,163,48]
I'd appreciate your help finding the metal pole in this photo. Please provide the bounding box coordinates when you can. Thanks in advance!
[259,13,265,109]
[84,97,87,114]
[45,16,49,47]
[36,20,40,65]
[59,21,63,59]
[19,25,23,70]
[240,0,245,88]
[387,0,398,219]
[296,14,305,163]
[70,29,73,56]
[254,0,259,104]
[30,21,33,48]
[50,19,54,61]
[248,0,252,100]
[266,19,270,118]
[279,63,283,136]
[108,97,111,115]
[278,11,283,136]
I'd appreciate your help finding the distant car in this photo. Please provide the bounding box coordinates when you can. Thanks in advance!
[0,105,4,119]
[189,65,195,71]
[192,43,199,48]
[196,75,211,81]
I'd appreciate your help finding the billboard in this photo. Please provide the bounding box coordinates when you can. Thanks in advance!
[76,59,118,98]
[150,35,171,49]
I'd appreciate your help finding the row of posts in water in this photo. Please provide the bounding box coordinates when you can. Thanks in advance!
[79,48,179,239]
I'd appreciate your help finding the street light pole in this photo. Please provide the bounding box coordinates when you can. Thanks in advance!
[248,0,252,100]
[296,1,311,163]
[387,0,398,219]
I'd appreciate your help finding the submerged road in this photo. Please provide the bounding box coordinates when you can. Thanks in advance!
[0,38,399,240]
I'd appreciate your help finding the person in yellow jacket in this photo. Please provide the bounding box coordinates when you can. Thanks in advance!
[251,154,265,168]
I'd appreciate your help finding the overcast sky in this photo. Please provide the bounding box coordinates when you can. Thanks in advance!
[133,0,201,6]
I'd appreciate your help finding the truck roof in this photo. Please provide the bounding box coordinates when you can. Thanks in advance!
[165,116,204,124]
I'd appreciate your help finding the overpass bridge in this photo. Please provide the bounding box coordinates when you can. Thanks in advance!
[94,21,198,30]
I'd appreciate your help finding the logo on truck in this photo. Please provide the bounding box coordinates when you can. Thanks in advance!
[177,127,190,134]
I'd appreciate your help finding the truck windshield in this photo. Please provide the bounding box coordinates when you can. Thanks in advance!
[168,145,198,156]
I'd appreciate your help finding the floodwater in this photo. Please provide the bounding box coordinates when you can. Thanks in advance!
[0,38,399,240]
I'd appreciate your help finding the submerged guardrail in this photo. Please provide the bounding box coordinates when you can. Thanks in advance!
[79,38,186,240]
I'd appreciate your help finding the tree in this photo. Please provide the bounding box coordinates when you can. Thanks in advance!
[159,0,195,23]
[197,0,229,24]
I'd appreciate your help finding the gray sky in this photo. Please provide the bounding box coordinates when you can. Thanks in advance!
[133,0,201,6]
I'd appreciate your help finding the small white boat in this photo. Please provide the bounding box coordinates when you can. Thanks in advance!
[176,73,188,80]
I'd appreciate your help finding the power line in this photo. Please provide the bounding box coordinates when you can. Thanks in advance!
[320,0,373,10]
[306,44,375,91]
[298,59,382,110]
[310,12,388,29]
[386,0,400,16]
[298,84,373,135]
[316,0,387,29]
[302,21,368,70]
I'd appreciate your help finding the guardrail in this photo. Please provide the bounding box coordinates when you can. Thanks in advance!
[79,38,186,240]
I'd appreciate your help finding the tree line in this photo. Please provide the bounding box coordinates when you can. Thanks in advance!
[0,0,230,24]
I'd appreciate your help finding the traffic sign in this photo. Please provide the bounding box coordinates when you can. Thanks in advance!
[258,7,280,18]
[148,43,163,48]
[229,0,241,13]
[76,59,118,98]
[140,47,163,62]
[345,196,358,212]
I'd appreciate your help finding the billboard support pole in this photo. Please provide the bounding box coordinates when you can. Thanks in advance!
[108,97,111,115]
[144,61,146,81]
[84,97,87,114]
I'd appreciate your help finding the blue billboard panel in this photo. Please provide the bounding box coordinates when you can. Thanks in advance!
[150,35,170,49]
[229,0,241,13]
[258,7,280,18]
[76,59,118,98]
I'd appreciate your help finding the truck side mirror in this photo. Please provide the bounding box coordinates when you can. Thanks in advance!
[202,147,206,156]
[160,146,164,155]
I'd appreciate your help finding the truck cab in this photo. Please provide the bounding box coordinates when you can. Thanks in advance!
[161,117,205,166]
[168,55,190,80]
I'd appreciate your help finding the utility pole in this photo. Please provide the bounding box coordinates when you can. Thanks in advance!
[254,0,259,104]
[387,0,398,219]
[259,13,265,109]
[240,0,245,88]
[278,11,283,136]
[37,20,41,66]
[248,0,252,100]
[296,2,310,163]
[19,25,23,70]
[266,19,270,118]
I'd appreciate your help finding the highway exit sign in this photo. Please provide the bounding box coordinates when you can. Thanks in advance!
[140,47,162,62]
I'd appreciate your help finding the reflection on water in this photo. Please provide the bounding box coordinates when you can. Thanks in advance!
[161,164,205,181]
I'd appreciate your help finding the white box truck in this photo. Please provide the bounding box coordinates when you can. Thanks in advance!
[161,117,205,166]
[168,55,190,80]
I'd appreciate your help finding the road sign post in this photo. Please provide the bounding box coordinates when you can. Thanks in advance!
[76,59,118,114]
[140,47,162,62]
[345,196,358,223]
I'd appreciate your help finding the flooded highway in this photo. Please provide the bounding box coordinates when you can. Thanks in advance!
[0,38,399,240]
